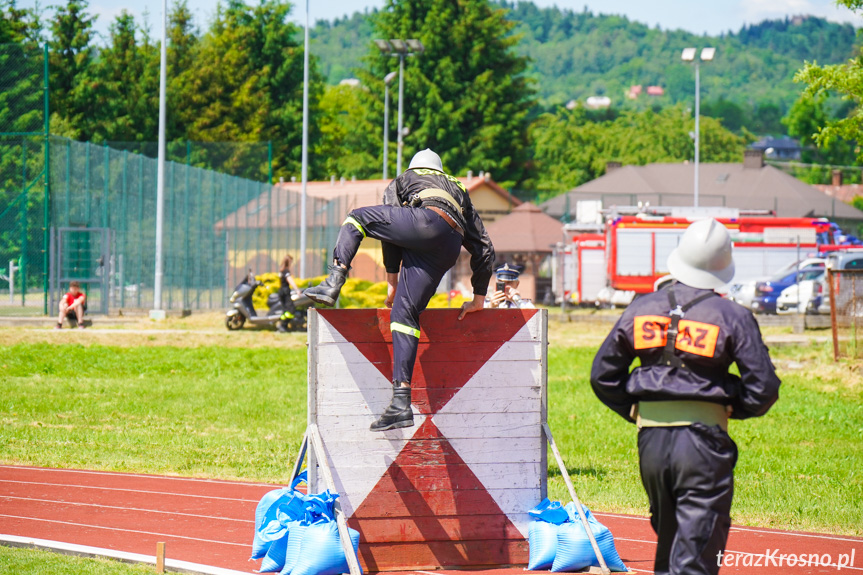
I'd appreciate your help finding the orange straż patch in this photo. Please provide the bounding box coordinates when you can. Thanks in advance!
[634,316,720,358]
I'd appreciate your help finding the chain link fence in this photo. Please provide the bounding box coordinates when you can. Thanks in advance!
[829,269,863,359]
[0,43,48,314]
[0,42,347,316]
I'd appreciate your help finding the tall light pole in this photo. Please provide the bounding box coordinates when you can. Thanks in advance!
[374,39,424,175]
[383,71,397,180]
[150,0,168,320]
[681,46,715,208]
[299,0,310,279]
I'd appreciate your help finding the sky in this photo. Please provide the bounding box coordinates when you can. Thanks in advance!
[20,0,863,44]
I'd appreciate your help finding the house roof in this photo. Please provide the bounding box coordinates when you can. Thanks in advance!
[214,174,520,230]
[541,162,863,221]
[815,183,863,204]
[484,202,563,254]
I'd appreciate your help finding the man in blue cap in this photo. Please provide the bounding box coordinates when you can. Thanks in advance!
[485,263,534,309]
[304,148,495,432]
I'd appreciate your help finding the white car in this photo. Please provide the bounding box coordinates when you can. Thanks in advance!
[777,271,829,315]
[731,257,826,311]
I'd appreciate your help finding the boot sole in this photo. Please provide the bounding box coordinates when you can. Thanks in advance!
[304,292,336,307]
[370,419,415,432]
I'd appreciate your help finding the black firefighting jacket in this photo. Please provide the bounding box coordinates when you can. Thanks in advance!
[383,168,495,296]
[590,282,781,423]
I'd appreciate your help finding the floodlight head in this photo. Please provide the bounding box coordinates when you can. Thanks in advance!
[681,47,696,62]
[405,39,425,53]
[384,71,397,84]
[700,47,716,61]
[374,39,393,53]
[389,39,408,53]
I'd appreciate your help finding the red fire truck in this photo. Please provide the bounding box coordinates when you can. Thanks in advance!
[556,211,835,306]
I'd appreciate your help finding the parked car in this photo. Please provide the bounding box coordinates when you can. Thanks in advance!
[752,262,826,314]
[729,257,824,310]
[777,271,829,315]
[823,250,863,317]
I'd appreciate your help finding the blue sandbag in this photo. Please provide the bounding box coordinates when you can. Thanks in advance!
[551,505,627,572]
[527,519,559,570]
[279,521,308,575]
[259,531,290,573]
[290,520,362,575]
[251,472,308,560]
[529,498,569,525]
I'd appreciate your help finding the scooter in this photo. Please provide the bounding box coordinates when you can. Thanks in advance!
[226,271,313,332]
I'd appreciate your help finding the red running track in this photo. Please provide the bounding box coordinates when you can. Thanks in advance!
[0,465,860,574]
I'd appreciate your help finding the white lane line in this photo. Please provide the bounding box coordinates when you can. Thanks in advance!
[0,480,259,502]
[0,465,280,488]
[0,496,253,524]
[0,534,254,575]
[730,526,863,544]
[0,514,248,547]
[594,512,863,544]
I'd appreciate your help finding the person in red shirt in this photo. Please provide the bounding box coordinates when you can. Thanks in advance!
[57,281,86,329]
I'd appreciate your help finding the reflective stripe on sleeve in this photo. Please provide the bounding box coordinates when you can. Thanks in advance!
[343,216,366,238]
[391,322,421,338]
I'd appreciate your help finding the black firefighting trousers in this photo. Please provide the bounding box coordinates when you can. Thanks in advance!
[333,205,463,384]
[638,424,738,575]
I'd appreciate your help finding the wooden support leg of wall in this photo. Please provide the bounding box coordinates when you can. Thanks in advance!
[307,423,362,575]
[542,422,610,575]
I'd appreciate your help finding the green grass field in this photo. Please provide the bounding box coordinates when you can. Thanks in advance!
[0,314,861,572]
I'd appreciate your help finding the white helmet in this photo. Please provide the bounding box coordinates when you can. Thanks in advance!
[666,218,735,289]
[408,148,443,172]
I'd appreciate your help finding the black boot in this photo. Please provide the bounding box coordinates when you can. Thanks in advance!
[370,385,414,432]
[276,320,288,333]
[303,264,348,307]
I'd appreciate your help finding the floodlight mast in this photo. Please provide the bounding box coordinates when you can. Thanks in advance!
[374,39,425,174]
[383,71,398,179]
[681,46,715,207]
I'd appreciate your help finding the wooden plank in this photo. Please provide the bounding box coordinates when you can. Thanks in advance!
[319,413,542,438]
[316,363,542,390]
[334,465,541,492]
[350,488,539,518]
[354,540,529,571]
[347,515,528,543]
[322,437,542,466]
[317,308,539,344]
[318,396,541,417]
[316,341,543,364]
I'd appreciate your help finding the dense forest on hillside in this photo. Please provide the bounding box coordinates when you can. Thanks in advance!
[312,2,859,128]
[2,0,860,194]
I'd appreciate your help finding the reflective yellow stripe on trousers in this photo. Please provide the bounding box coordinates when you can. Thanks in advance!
[391,322,420,338]
[343,216,366,238]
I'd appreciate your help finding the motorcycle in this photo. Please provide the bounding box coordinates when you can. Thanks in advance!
[226,271,313,332]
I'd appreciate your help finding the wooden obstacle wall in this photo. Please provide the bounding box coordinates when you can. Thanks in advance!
[307,308,547,571]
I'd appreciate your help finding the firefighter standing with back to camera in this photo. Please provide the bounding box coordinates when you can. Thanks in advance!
[304,148,494,432]
[590,219,781,575]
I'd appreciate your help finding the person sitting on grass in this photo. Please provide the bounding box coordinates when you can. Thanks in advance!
[57,281,86,329]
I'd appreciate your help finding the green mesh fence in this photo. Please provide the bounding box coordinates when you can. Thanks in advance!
[0,42,348,316]
[0,43,48,314]
[46,138,347,313]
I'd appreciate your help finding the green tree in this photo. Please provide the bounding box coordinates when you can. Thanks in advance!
[363,0,535,186]
[527,104,746,198]
[0,0,42,45]
[48,0,95,139]
[179,0,322,180]
[166,0,199,140]
[784,92,856,166]
[793,0,863,161]
[315,83,381,179]
[82,11,159,142]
